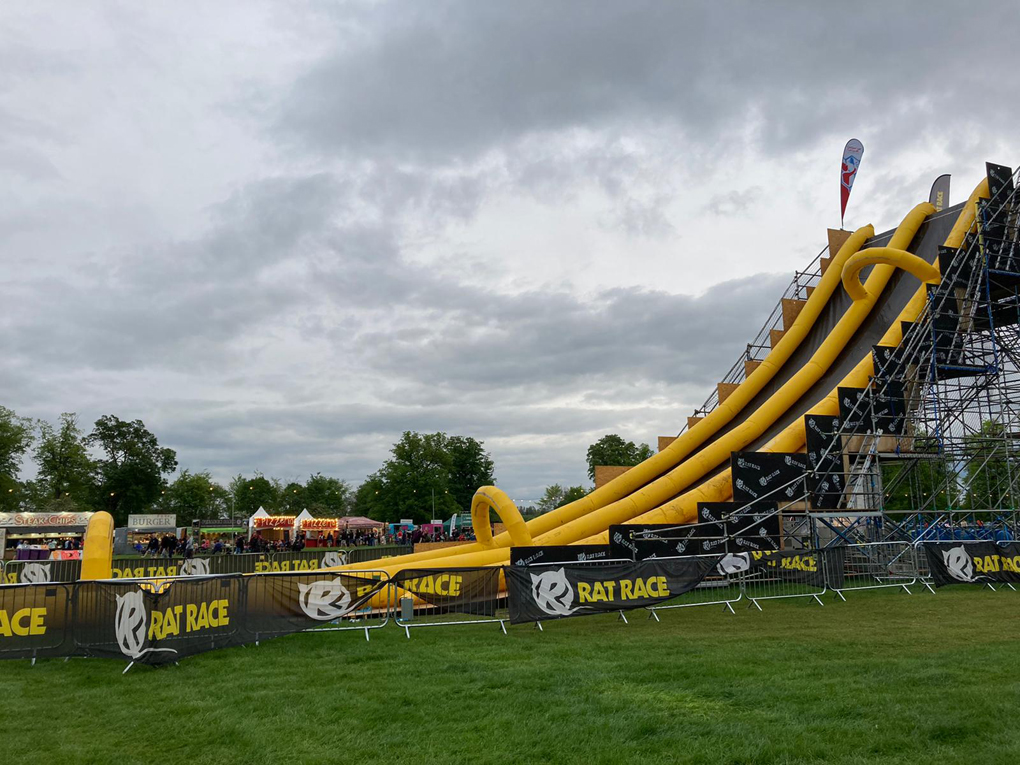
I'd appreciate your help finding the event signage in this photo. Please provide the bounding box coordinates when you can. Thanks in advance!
[0,570,389,665]
[0,512,93,528]
[252,516,296,529]
[924,542,1020,587]
[391,568,501,616]
[2,548,403,584]
[928,173,950,212]
[509,545,613,567]
[300,518,338,531]
[608,523,727,559]
[731,452,808,505]
[127,514,177,530]
[506,557,719,624]
[722,547,844,589]
[840,138,864,226]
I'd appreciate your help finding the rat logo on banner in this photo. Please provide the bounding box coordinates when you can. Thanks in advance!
[840,139,864,227]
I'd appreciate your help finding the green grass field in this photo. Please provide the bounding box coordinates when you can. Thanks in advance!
[2,587,1018,764]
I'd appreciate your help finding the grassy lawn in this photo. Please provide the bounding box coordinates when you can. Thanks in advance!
[2,587,1018,764]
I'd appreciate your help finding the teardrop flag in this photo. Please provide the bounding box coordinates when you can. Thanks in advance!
[840,139,864,227]
[928,173,950,212]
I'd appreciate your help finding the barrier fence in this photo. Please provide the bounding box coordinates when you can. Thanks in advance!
[0,545,412,584]
[2,541,1017,669]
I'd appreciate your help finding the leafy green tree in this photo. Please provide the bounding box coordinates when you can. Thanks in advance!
[963,420,1019,511]
[229,472,279,518]
[86,415,178,524]
[157,470,230,525]
[375,432,459,523]
[585,434,654,481]
[446,435,496,513]
[881,432,953,514]
[354,474,387,520]
[281,481,305,514]
[303,473,352,517]
[537,484,566,514]
[557,485,590,508]
[0,406,33,511]
[34,413,97,503]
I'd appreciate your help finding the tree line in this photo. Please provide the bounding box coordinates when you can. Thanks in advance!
[0,404,665,527]
[0,406,500,527]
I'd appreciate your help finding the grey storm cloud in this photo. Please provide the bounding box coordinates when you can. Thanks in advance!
[279,1,1020,163]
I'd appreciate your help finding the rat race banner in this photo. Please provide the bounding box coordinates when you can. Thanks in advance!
[505,557,720,624]
[924,542,1020,587]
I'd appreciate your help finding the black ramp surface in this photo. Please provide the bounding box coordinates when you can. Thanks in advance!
[644,202,963,502]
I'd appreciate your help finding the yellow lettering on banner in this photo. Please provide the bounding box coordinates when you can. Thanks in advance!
[652,576,669,598]
[186,603,198,632]
[620,580,633,599]
[0,608,47,638]
[212,599,229,627]
[577,582,592,602]
[148,610,163,640]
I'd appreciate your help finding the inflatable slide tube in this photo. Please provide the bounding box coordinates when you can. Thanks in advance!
[541,203,934,541]
[80,511,115,580]
[336,205,932,574]
[338,226,876,570]
[611,180,989,528]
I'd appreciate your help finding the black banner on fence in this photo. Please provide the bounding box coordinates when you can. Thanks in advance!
[506,557,719,624]
[1,548,419,584]
[509,545,612,566]
[722,547,844,589]
[731,452,808,504]
[2,559,82,584]
[391,568,500,616]
[924,542,1020,587]
[609,523,727,559]
[0,570,389,665]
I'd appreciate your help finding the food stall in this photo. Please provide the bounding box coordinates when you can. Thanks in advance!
[0,511,93,560]
[249,512,296,543]
[117,513,179,554]
[297,514,339,548]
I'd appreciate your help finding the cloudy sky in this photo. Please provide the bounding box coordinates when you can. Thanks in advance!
[3,2,1018,500]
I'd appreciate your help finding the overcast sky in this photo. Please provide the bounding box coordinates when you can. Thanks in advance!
[3,2,1018,501]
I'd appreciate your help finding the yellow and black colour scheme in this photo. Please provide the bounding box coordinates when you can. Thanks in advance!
[76,172,993,602]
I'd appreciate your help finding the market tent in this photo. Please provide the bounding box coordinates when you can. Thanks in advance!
[248,507,270,527]
[339,516,384,529]
[294,509,314,529]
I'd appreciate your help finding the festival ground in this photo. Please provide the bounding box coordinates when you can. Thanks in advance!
[3,587,1018,764]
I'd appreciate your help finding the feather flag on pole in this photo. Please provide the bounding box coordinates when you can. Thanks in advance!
[928,174,950,212]
[840,139,864,227]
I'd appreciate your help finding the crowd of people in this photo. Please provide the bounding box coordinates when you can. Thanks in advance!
[126,525,477,558]
[14,537,82,552]
[395,528,475,545]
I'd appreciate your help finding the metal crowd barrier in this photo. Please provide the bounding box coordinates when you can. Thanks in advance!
[0,581,72,665]
[740,555,828,610]
[298,570,391,642]
[3,558,82,585]
[644,554,743,619]
[829,541,918,599]
[524,558,638,629]
[391,568,508,638]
